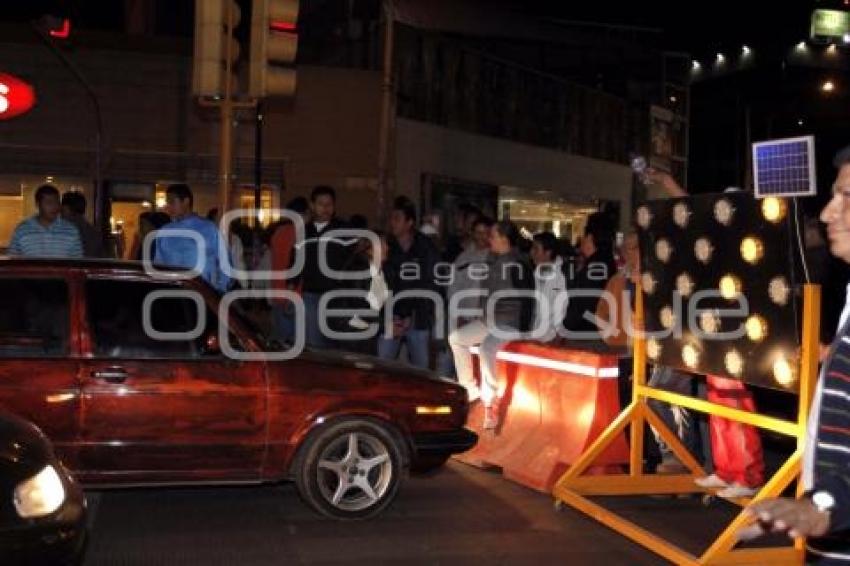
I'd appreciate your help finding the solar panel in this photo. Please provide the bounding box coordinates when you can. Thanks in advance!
[752,135,817,198]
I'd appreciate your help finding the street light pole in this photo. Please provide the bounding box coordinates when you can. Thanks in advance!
[376,0,396,228]
[31,22,105,232]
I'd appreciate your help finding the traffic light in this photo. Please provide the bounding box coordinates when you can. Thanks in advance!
[249,0,299,98]
[192,0,241,98]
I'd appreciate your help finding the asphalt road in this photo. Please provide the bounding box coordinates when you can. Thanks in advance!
[80,461,740,566]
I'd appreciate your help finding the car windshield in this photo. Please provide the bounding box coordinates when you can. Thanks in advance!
[227,300,287,352]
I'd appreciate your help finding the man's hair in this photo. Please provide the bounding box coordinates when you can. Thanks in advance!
[349,214,369,230]
[286,196,309,214]
[472,215,494,231]
[584,212,614,256]
[311,185,336,203]
[166,183,193,206]
[35,184,60,204]
[60,191,86,215]
[392,196,417,224]
[494,220,520,247]
[834,145,850,168]
[459,202,481,220]
[533,231,559,259]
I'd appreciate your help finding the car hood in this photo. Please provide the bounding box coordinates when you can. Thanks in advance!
[294,348,454,384]
[0,412,50,479]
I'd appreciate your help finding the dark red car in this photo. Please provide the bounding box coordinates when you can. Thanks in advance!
[0,258,475,519]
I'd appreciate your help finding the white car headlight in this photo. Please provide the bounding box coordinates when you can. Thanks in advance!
[14,465,66,518]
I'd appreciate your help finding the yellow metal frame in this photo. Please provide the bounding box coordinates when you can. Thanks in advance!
[553,284,821,565]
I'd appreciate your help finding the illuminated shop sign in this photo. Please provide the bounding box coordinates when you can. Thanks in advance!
[0,73,36,120]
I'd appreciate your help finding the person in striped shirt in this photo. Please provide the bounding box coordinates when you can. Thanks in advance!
[740,146,850,564]
[8,184,83,258]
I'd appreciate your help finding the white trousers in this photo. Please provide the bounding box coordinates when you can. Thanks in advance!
[448,320,516,406]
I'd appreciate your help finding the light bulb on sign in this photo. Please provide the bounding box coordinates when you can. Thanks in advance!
[682,344,700,369]
[694,238,714,264]
[768,276,791,306]
[740,236,764,264]
[647,339,662,361]
[655,239,673,263]
[700,311,720,335]
[676,273,694,297]
[641,273,657,295]
[659,306,675,330]
[636,206,652,229]
[673,202,691,228]
[745,315,768,342]
[762,197,786,223]
[719,275,743,300]
[714,199,735,226]
[773,355,797,387]
[725,349,744,377]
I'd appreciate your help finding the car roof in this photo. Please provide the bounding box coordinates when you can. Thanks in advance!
[0,256,192,277]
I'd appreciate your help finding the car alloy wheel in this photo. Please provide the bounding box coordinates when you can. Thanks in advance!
[295,419,403,519]
[316,431,392,512]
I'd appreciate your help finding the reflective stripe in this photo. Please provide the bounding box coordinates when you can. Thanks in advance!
[807,545,850,561]
[468,345,618,379]
[817,441,850,455]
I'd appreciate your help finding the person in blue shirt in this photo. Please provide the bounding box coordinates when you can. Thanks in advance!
[8,184,83,258]
[153,183,231,293]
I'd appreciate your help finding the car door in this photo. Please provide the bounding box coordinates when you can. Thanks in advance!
[0,272,81,470]
[76,274,267,483]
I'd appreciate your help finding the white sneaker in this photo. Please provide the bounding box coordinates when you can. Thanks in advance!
[462,384,481,403]
[694,474,729,489]
[717,483,759,499]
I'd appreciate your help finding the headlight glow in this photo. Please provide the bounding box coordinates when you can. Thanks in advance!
[14,465,66,519]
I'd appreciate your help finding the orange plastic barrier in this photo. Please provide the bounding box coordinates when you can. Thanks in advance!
[454,341,629,492]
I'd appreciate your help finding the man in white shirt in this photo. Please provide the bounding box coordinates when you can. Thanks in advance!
[529,232,568,342]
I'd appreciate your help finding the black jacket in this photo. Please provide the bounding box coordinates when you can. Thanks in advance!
[298,218,352,294]
[384,231,441,331]
[563,250,617,335]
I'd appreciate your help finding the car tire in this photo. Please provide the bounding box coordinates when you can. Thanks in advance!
[294,419,403,520]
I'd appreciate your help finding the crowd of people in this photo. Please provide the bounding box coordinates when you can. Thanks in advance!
[9,151,850,561]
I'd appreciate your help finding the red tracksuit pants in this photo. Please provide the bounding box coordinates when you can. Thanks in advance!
[706,375,765,487]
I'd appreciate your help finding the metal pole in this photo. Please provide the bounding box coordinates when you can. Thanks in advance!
[219,1,236,215]
[376,0,396,228]
[254,100,263,224]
